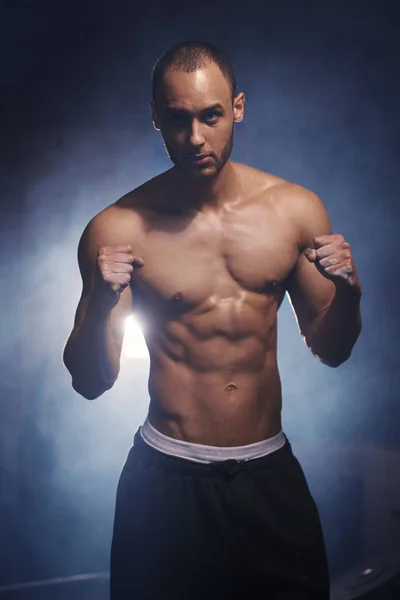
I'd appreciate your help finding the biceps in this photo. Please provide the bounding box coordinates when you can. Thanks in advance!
[286,254,335,335]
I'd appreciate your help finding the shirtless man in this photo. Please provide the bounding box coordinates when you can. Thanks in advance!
[63,41,362,599]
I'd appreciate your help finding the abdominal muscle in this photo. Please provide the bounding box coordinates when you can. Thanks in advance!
[145,325,283,447]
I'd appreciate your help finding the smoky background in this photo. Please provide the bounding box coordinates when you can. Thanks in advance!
[1,0,399,592]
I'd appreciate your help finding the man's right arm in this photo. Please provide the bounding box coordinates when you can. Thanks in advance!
[63,210,137,400]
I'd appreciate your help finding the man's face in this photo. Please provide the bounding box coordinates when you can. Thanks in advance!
[151,61,245,180]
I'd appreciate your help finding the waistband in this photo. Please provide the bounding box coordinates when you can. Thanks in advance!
[139,417,286,464]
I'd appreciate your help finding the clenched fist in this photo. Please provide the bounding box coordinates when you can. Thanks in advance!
[94,244,144,307]
[304,234,361,292]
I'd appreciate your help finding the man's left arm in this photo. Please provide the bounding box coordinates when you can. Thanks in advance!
[286,187,362,368]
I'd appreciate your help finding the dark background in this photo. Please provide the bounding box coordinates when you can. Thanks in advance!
[1,0,399,595]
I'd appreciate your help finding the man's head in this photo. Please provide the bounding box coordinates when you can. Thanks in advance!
[151,41,245,180]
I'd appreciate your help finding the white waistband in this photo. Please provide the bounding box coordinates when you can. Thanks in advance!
[139,417,286,464]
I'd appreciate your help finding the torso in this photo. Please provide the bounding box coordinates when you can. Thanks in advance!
[115,163,301,446]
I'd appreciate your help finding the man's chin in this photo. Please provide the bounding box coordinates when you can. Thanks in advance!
[191,168,217,180]
[179,163,219,180]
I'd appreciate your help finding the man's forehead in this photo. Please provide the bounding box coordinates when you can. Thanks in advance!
[159,65,231,106]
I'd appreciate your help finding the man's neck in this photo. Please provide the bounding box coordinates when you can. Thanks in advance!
[168,161,240,213]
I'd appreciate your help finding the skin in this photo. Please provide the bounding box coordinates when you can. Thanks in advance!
[65,60,362,446]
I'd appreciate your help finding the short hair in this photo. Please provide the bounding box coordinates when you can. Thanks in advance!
[152,41,237,104]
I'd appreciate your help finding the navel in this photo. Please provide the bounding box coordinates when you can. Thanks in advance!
[226,383,237,392]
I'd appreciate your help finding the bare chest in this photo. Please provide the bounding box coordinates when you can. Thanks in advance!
[131,202,299,313]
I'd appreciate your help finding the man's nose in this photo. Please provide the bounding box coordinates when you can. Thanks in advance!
[189,120,205,147]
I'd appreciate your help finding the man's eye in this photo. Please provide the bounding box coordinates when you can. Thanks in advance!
[204,112,219,122]
[170,115,186,125]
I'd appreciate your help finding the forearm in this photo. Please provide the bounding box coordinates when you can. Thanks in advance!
[63,297,121,399]
[306,282,362,367]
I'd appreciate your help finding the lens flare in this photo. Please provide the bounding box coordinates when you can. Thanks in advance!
[122,315,149,359]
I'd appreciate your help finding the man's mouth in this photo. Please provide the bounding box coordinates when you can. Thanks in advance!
[188,153,214,165]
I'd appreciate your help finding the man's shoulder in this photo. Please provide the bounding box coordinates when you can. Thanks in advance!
[271,179,328,221]
[114,172,165,212]
[81,181,155,248]
[236,164,330,241]
[234,163,321,208]
[234,162,287,193]
[88,171,166,228]
[260,176,331,248]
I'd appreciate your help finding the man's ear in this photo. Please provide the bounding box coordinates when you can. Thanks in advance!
[150,102,160,131]
[233,92,245,122]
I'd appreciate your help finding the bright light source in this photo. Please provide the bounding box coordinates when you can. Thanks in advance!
[122,315,149,359]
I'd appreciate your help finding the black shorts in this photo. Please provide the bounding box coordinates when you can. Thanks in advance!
[110,430,330,599]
